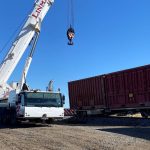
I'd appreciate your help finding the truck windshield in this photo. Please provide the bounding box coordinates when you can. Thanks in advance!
[24,92,62,107]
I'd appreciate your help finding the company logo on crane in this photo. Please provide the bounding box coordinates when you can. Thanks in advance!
[32,0,51,19]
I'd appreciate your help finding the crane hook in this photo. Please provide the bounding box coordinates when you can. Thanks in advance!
[67,0,75,46]
[67,26,75,45]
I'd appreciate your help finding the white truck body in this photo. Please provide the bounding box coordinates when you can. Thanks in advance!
[21,107,64,118]
[16,91,64,120]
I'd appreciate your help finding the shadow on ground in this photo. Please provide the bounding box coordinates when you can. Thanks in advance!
[0,117,150,130]
[0,122,51,129]
[60,116,150,127]
[97,127,150,141]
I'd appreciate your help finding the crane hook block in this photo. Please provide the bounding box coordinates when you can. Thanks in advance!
[67,27,75,45]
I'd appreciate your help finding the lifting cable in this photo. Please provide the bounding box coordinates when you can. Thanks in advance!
[67,0,75,46]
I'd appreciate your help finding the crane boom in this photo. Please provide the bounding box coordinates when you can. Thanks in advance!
[20,32,40,90]
[0,0,54,88]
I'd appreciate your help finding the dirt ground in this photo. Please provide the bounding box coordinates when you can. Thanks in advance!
[0,118,149,150]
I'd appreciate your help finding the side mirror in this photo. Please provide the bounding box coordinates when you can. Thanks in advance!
[18,94,21,104]
[62,95,65,104]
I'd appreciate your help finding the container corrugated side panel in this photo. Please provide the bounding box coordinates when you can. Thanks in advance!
[89,78,94,107]
[94,77,100,106]
[69,64,150,110]
[68,82,74,109]
[77,81,82,107]
[105,73,125,109]
[145,66,150,106]
[68,76,105,110]
[124,67,145,107]
[105,65,150,109]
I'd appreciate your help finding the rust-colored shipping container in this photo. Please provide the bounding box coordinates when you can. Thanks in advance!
[104,65,150,109]
[68,76,106,110]
[68,65,150,114]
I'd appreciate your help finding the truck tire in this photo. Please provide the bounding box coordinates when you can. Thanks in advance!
[0,109,2,124]
[10,109,17,125]
[46,118,54,124]
[10,114,16,125]
[76,111,88,123]
[2,108,8,125]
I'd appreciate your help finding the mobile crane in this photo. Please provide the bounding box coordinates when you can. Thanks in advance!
[0,0,65,124]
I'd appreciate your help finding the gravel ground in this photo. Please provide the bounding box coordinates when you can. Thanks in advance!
[0,118,149,150]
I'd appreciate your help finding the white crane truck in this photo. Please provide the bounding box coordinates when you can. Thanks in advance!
[0,0,65,124]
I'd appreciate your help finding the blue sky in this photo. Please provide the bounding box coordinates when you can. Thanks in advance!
[0,0,150,108]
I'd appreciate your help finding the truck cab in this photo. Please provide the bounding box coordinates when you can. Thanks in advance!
[5,90,65,123]
[16,91,65,121]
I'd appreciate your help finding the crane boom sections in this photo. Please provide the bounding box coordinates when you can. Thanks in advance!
[0,0,54,86]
